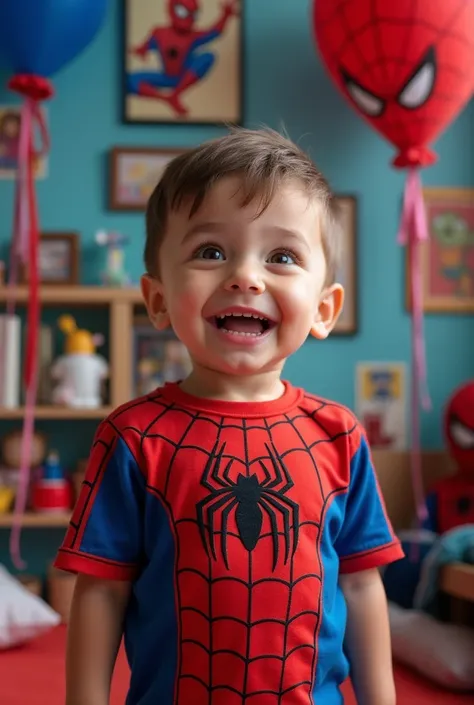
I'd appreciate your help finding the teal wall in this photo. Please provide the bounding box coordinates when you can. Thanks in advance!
[0,0,473,575]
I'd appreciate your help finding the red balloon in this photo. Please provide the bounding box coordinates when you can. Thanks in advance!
[313,0,474,167]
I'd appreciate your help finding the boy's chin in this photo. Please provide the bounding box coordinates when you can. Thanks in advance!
[209,355,285,378]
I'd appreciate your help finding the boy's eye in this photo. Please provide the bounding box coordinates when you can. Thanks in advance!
[196,246,225,260]
[268,251,296,265]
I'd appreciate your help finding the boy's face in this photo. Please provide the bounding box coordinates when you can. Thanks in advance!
[142,177,343,379]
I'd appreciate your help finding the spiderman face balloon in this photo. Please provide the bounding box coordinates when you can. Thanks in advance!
[313,0,474,167]
[444,381,474,475]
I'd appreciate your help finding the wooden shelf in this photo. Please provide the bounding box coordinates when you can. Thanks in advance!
[440,562,474,602]
[0,512,71,528]
[0,285,143,306]
[0,406,113,420]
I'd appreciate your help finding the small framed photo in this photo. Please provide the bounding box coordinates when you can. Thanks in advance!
[109,147,185,210]
[20,232,79,285]
[0,104,48,180]
[122,0,243,125]
[406,187,474,313]
[333,195,358,335]
[133,317,192,397]
[356,361,408,451]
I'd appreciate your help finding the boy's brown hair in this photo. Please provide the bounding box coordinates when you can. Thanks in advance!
[145,127,343,284]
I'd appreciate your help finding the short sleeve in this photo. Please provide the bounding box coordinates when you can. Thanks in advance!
[54,420,145,580]
[335,430,404,573]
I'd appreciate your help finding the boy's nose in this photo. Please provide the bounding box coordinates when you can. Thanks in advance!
[224,263,265,294]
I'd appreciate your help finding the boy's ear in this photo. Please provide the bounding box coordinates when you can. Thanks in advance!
[140,274,171,331]
[310,284,345,339]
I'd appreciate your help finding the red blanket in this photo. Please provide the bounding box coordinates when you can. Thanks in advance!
[0,627,469,705]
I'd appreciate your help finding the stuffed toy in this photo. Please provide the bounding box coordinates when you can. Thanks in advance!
[424,381,474,534]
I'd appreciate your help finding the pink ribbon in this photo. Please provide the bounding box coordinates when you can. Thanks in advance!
[0,103,31,405]
[397,168,431,529]
[6,100,44,570]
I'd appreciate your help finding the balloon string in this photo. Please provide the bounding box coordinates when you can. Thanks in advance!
[397,168,431,533]
[8,99,42,570]
[0,102,31,405]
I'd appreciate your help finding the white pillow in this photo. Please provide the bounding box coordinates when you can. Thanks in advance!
[0,564,61,649]
[389,602,474,690]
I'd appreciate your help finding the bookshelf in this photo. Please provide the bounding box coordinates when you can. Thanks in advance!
[0,285,146,529]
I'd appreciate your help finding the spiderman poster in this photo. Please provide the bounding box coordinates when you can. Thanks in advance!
[123,0,242,125]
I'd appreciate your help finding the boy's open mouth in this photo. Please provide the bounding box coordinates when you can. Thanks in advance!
[211,312,274,337]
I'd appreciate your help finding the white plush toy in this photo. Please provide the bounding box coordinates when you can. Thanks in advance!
[50,315,108,408]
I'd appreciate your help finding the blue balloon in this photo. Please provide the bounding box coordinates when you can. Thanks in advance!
[0,0,108,78]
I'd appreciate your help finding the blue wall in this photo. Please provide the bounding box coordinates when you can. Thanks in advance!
[0,1,473,573]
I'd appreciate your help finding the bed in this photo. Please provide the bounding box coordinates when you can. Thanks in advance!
[0,625,470,705]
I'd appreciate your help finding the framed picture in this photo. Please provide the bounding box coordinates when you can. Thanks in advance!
[333,195,358,335]
[406,188,474,312]
[122,0,243,125]
[0,105,48,180]
[20,233,79,285]
[356,362,408,451]
[109,146,185,210]
[132,317,192,397]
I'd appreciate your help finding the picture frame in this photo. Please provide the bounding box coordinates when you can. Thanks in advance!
[333,195,358,335]
[355,361,408,451]
[132,316,192,397]
[122,0,243,125]
[109,146,186,211]
[405,187,474,313]
[0,104,48,180]
[20,232,80,285]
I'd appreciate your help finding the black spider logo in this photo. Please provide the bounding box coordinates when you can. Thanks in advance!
[196,441,299,571]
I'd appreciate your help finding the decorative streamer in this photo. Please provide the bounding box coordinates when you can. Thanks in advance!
[397,169,431,531]
[6,76,52,569]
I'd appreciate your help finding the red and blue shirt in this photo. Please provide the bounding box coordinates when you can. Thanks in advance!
[55,381,403,705]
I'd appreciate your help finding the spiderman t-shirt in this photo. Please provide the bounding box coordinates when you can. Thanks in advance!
[55,381,403,705]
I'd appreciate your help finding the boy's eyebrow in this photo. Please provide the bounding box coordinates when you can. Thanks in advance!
[262,226,312,251]
[182,222,312,250]
[181,222,226,245]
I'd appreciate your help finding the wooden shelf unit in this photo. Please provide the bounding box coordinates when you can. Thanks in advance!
[1,406,114,420]
[0,285,143,306]
[440,562,474,603]
[0,512,71,528]
[0,285,145,418]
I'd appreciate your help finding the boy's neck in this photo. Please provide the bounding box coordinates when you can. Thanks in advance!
[179,366,286,403]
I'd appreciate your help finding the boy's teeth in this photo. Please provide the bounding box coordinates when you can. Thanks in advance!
[225,330,262,336]
[214,312,270,336]
[217,313,265,320]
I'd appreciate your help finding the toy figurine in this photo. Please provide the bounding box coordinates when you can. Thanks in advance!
[50,315,108,408]
[31,450,73,513]
[95,230,130,287]
[424,381,474,534]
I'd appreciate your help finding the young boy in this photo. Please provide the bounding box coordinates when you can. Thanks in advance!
[55,128,402,705]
